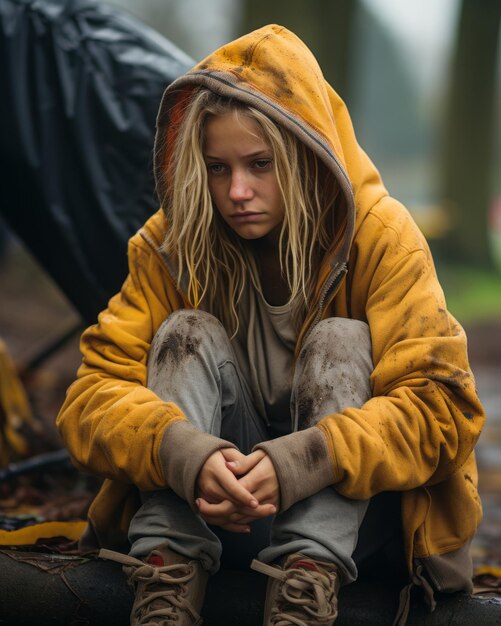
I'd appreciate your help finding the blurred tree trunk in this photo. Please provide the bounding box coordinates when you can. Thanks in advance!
[440,0,501,267]
[240,0,357,102]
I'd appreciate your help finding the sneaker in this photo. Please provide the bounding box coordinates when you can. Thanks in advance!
[251,553,340,625]
[99,545,208,625]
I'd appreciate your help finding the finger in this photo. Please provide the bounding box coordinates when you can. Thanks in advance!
[217,468,259,508]
[197,505,251,529]
[228,513,261,524]
[196,481,233,505]
[196,490,223,505]
[229,502,276,518]
[247,486,280,507]
[238,456,278,501]
[220,448,247,464]
[228,503,277,521]
[198,498,263,518]
[197,451,254,505]
[226,449,266,476]
[196,498,236,518]
[197,498,275,524]
[204,481,238,504]
[224,461,241,475]
[240,475,280,509]
[198,467,256,506]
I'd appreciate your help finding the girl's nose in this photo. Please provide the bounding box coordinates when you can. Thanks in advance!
[229,171,254,202]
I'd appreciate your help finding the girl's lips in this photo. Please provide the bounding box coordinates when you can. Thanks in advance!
[231,212,264,222]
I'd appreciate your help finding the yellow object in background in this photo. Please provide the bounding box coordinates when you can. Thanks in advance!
[0,338,42,467]
[0,520,87,546]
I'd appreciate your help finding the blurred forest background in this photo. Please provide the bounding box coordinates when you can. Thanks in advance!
[0,0,500,569]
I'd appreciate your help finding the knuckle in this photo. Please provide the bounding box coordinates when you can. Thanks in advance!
[205,486,219,500]
[199,477,211,493]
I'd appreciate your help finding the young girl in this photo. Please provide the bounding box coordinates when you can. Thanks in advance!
[57,24,484,626]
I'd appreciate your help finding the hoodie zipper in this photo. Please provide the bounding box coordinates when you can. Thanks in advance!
[300,262,347,347]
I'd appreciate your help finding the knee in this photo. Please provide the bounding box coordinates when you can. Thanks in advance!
[151,309,228,362]
[294,318,374,426]
[154,309,226,340]
[301,317,371,362]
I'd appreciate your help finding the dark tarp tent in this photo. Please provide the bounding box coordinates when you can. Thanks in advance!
[0,0,193,323]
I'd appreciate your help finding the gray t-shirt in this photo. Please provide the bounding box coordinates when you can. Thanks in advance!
[232,287,297,437]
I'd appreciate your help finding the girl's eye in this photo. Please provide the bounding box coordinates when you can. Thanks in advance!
[207,163,227,175]
[253,159,272,170]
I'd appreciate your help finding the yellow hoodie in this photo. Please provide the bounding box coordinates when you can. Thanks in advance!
[57,25,484,599]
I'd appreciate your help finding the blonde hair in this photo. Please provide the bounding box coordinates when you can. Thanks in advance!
[161,88,340,335]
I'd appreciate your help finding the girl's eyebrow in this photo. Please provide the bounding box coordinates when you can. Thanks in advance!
[204,149,272,160]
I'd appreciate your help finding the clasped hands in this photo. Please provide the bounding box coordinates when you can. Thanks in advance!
[195,448,279,533]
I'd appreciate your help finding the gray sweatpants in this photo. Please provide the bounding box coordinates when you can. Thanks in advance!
[128,310,374,583]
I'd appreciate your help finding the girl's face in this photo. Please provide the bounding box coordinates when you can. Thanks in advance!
[204,111,285,245]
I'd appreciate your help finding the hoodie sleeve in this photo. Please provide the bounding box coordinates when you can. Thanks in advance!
[56,234,233,495]
[259,198,485,508]
[321,200,484,499]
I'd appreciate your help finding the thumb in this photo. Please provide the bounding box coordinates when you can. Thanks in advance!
[222,448,247,475]
[226,449,265,475]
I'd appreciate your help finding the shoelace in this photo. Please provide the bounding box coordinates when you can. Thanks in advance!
[252,560,338,625]
[99,549,200,625]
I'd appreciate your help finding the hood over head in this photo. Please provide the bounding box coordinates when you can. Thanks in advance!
[153,24,388,278]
